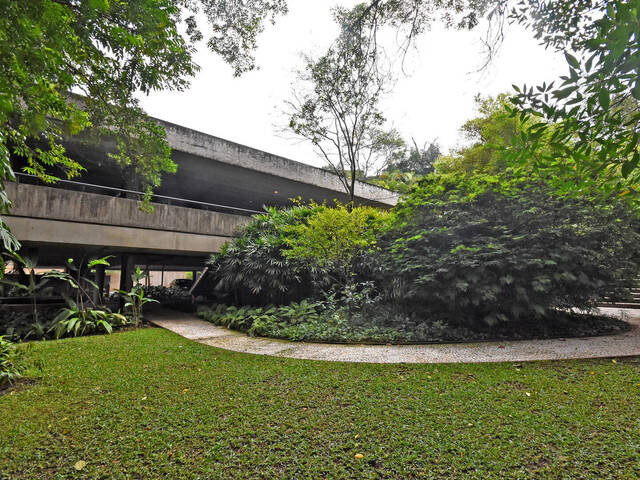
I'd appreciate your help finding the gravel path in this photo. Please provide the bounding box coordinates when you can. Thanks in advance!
[148,307,640,364]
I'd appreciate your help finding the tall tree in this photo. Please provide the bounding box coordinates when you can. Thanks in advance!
[286,7,401,204]
[0,0,286,251]
[385,138,441,175]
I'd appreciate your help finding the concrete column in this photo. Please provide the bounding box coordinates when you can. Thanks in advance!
[94,264,106,304]
[119,255,135,292]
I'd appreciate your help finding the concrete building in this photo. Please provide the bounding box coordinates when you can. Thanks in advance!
[6,119,398,289]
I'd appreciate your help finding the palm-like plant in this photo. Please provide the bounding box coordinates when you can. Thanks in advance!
[210,205,331,304]
[52,298,127,338]
[116,268,158,327]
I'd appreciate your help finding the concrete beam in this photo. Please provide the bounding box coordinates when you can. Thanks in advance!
[161,120,399,207]
[5,217,229,255]
[7,182,250,237]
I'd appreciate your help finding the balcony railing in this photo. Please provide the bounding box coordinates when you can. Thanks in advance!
[14,173,262,216]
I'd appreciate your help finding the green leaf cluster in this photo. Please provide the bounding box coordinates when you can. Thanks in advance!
[283,203,391,287]
[509,0,640,197]
[0,335,24,387]
[381,182,640,326]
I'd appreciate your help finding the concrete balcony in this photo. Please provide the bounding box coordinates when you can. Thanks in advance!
[5,182,250,258]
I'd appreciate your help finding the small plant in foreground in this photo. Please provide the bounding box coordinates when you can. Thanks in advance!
[52,299,127,339]
[116,268,159,327]
[46,256,132,338]
[0,335,24,387]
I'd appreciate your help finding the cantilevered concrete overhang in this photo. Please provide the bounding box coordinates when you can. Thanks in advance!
[7,116,398,272]
[56,119,399,212]
[160,120,399,210]
[5,182,250,268]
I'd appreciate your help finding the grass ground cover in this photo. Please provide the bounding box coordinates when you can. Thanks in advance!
[1,328,639,479]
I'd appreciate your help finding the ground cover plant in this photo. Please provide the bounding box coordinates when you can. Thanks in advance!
[0,335,24,388]
[198,303,630,344]
[1,329,639,478]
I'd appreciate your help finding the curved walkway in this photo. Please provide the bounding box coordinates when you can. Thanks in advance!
[148,307,640,364]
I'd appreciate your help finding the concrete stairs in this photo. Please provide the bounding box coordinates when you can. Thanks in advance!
[600,280,640,309]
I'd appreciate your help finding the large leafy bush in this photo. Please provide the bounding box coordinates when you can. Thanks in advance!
[208,205,326,304]
[381,179,640,325]
[209,203,389,304]
[283,204,390,287]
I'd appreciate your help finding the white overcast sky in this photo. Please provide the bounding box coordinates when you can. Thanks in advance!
[139,1,568,168]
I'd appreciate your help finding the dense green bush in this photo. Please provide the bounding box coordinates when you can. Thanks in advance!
[380,183,640,326]
[209,203,389,305]
[145,285,193,311]
[283,204,390,287]
[0,305,60,341]
[208,205,322,305]
[203,173,640,342]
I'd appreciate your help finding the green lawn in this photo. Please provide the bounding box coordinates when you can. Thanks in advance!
[1,329,639,479]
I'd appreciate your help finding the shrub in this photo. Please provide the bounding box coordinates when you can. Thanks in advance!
[0,305,60,341]
[0,336,24,388]
[283,204,390,287]
[208,205,321,305]
[380,185,640,325]
[170,278,194,291]
[209,203,388,305]
[145,286,193,311]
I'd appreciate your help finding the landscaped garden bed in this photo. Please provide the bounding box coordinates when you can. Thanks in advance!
[197,175,640,346]
[198,304,630,344]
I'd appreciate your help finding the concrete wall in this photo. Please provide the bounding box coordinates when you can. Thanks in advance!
[5,183,250,255]
[162,120,399,207]
[7,182,249,237]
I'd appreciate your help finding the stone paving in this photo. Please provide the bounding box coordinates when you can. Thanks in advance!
[148,307,640,364]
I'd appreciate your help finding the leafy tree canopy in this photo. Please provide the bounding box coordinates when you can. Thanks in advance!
[508,0,640,196]
[437,94,536,175]
[0,0,286,250]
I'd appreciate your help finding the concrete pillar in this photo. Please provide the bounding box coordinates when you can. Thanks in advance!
[119,255,135,292]
[94,264,106,304]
